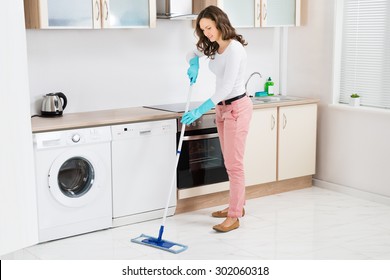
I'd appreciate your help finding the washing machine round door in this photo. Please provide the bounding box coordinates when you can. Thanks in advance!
[48,152,105,207]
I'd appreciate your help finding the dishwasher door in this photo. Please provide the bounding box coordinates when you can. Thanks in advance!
[111,119,177,226]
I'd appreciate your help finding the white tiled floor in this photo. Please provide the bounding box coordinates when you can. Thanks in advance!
[2,187,390,260]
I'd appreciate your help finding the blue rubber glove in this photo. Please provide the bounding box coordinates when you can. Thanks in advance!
[181,99,214,125]
[187,56,199,85]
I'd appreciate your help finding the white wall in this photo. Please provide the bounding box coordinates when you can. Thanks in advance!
[287,0,390,200]
[27,21,278,114]
[0,1,38,256]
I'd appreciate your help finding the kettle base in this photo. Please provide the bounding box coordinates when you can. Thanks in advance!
[40,111,63,117]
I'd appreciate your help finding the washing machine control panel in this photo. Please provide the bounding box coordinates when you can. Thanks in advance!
[34,127,111,150]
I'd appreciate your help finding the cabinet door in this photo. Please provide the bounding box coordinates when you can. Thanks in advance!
[278,104,317,180]
[24,0,155,29]
[221,0,260,28]
[102,0,156,28]
[244,108,277,186]
[33,0,99,29]
[261,0,301,27]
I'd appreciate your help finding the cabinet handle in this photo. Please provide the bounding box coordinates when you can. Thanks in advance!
[104,0,109,21]
[271,114,275,130]
[95,0,100,21]
[283,113,287,129]
[256,2,260,21]
[263,2,267,21]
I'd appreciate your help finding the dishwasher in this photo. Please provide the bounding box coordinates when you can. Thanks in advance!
[111,119,177,227]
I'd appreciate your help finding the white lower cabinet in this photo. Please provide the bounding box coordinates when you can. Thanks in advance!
[278,104,317,180]
[245,108,277,186]
[245,103,317,186]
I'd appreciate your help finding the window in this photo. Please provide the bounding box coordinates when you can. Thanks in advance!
[337,0,390,109]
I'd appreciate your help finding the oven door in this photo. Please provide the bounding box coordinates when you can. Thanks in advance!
[177,128,228,189]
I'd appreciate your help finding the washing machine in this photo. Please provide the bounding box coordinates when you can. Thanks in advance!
[33,126,112,242]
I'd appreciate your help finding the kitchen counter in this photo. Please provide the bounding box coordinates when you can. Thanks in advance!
[31,107,179,133]
[252,96,319,108]
[31,96,319,133]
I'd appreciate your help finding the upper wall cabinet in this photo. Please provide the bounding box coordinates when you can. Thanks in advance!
[23,0,156,29]
[220,0,260,28]
[192,0,300,28]
[260,0,300,27]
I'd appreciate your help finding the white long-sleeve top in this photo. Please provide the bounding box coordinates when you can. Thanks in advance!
[187,40,247,105]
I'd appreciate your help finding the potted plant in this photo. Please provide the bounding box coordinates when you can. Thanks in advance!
[349,93,360,107]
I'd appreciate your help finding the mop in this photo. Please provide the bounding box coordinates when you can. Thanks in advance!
[131,85,193,254]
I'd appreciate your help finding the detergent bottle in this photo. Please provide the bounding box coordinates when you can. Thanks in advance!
[264,77,274,96]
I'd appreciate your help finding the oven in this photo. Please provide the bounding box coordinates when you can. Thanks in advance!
[144,103,229,196]
[177,114,228,190]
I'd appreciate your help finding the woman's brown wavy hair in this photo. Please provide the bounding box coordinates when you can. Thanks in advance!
[195,5,247,59]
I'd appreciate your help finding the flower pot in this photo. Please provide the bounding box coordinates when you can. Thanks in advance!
[349,97,360,107]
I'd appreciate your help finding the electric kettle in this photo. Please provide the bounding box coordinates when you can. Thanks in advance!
[41,92,67,117]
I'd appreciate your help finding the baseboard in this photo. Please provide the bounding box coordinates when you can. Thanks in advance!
[313,179,390,206]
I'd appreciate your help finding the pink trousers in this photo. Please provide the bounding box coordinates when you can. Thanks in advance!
[215,95,253,218]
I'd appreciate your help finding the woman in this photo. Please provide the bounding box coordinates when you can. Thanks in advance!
[181,5,252,233]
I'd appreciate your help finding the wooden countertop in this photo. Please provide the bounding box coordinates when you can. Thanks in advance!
[31,107,179,133]
[31,97,319,133]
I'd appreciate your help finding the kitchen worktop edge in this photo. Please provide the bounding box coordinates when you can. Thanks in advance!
[31,98,319,133]
[31,107,180,133]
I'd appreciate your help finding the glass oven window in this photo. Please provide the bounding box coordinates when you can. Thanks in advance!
[178,135,228,189]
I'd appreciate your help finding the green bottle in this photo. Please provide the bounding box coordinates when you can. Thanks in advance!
[264,77,274,96]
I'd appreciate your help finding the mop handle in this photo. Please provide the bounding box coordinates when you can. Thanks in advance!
[161,85,193,227]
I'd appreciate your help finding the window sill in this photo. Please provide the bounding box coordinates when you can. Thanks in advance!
[328,103,390,115]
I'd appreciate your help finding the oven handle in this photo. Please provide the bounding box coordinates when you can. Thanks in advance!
[182,133,219,141]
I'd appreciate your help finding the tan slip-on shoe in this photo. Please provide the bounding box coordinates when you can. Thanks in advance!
[212,219,240,233]
[211,208,245,218]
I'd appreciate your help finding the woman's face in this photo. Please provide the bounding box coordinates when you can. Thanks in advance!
[199,18,221,42]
